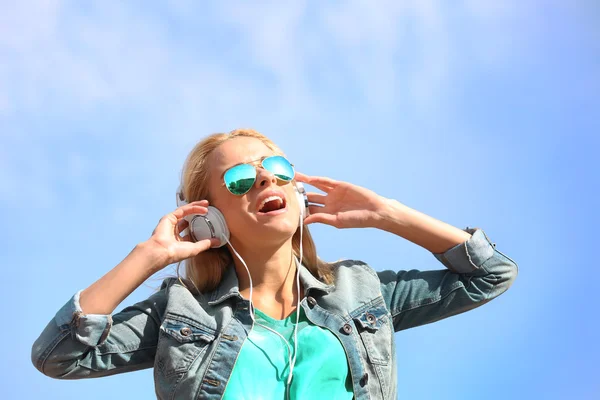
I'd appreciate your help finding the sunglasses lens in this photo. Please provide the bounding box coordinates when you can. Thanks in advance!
[224,163,256,195]
[262,156,294,181]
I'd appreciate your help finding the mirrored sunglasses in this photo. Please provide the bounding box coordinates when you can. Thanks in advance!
[223,155,295,195]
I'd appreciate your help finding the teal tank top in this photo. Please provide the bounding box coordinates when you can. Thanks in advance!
[222,305,354,399]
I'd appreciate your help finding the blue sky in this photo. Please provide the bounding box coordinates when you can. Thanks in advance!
[1,1,598,399]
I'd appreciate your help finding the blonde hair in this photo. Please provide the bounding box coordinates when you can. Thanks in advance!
[175,128,333,294]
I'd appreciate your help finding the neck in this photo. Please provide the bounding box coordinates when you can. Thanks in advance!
[228,237,299,299]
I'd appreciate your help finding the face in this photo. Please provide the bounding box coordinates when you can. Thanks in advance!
[207,136,301,247]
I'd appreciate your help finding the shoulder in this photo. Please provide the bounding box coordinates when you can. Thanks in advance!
[329,259,381,290]
[158,276,200,292]
[320,259,383,309]
[149,277,202,305]
[331,258,379,279]
[159,276,184,291]
[153,277,215,322]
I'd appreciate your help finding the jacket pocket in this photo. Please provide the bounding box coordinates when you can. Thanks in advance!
[353,304,393,366]
[155,315,216,378]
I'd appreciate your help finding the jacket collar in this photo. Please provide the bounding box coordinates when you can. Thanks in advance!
[207,256,333,306]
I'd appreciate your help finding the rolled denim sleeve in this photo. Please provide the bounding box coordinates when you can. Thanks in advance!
[31,278,172,379]
[53,290,114,347]
[378,227,518,332]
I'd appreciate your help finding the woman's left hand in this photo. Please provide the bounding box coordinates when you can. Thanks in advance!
[295,172,393,229]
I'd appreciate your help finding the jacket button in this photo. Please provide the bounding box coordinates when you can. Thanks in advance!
[307,296,317,307]
[366,313,376,324]
[342,323,353,334]
[180,327,192,336]
[360,373,369,386]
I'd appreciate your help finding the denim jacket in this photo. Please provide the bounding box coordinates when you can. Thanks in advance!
[31,227,518,399]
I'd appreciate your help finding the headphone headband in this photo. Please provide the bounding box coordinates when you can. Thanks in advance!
[176,185,187,207]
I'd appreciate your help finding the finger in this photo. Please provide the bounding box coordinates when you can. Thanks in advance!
[184,205,209,216]
[295,172,336,192]
[307,204,335,216]
[307,175,338,187]
[307,192,327,205]
[303,213,339,227]
[195,238,221,250]
[307,204,325,215]
[180,238,214,255]
[185,199,209,206]
[180,233,220,247]
[173,205,209,220]
[177,200,209,213]
[294,171,310,182]
[173,200,209,214]
[306,178,335,192]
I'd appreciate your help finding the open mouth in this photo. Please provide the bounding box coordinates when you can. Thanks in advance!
[258,196,287,214]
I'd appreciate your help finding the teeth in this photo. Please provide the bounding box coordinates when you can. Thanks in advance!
[259,195,284,211]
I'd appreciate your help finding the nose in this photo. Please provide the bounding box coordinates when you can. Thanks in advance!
[254,167,277,189]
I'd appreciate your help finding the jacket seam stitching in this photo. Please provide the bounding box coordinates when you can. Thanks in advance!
[198,329,225,393]
[97,343,157,355]
[38,330,71,374]
[390,281,464,318]
[354,262,379,279]
[349,297,386,319]
[163,313,218,333]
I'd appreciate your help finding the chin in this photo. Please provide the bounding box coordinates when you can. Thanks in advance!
[228,212,296,244]
[261,219,298,237]
[254,214,299,238]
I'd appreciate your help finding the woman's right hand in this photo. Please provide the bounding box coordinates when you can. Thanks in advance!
[144,200,221,268]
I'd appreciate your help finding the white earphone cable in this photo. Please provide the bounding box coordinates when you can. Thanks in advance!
[288,215,302,385]
[284,213,303,400]
[226,209,304,400]
[228,242,299,400]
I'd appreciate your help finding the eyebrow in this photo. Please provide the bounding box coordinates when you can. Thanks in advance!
[219,155,270,180]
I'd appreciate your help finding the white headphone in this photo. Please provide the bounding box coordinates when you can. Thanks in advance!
[176,181,309,247]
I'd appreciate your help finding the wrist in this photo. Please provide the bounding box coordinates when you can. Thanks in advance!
[374,198,411,232]
[134,241,170,274]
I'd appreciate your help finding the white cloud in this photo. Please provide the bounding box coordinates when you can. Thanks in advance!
[1,1,537,118]
[0,0,542,210]
[0,1,183,117]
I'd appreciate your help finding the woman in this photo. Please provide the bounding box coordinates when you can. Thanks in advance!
[31,128,518,399]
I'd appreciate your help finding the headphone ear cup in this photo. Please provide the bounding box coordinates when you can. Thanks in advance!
[294,182,309,225]
[187,206,230,248]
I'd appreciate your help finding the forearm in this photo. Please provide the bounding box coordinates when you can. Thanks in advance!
[375,198,472,254]
[79,242,167,315]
